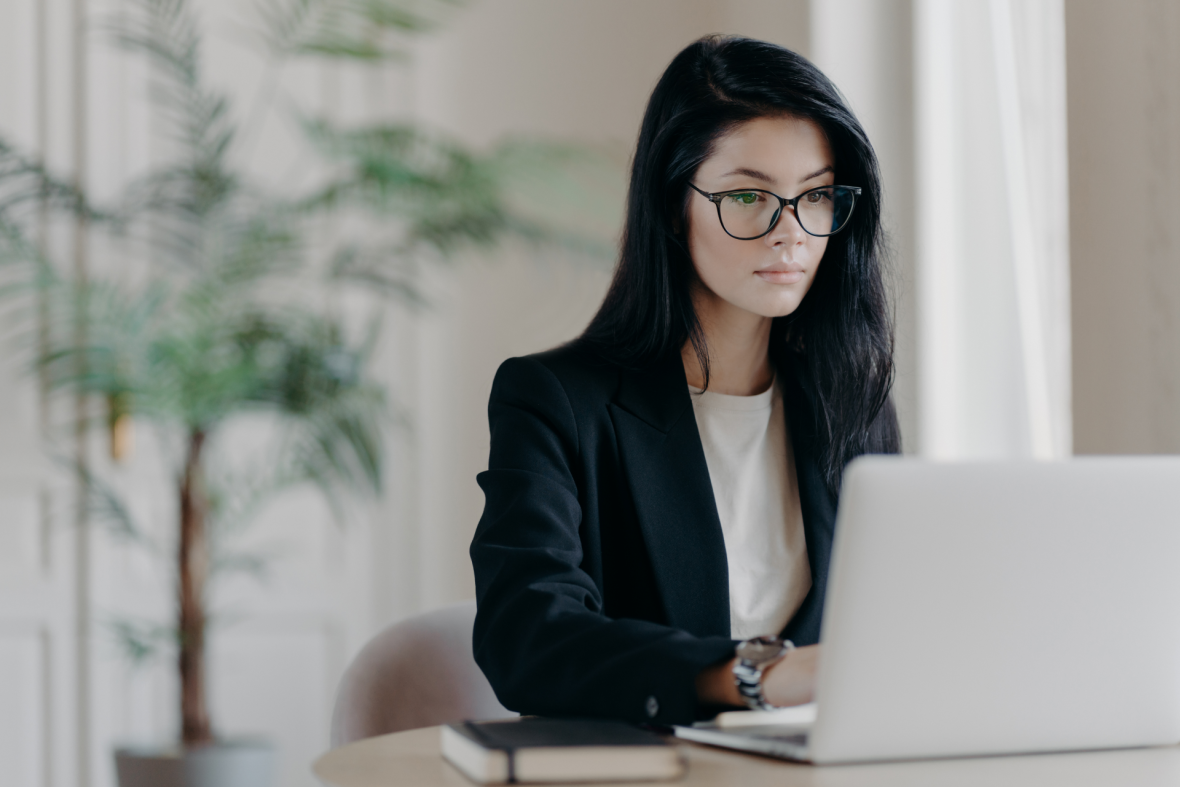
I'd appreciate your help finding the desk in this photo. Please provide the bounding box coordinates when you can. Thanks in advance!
[313,726,1180,787]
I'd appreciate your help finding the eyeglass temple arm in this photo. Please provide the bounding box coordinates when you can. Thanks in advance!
[687,183,720,202]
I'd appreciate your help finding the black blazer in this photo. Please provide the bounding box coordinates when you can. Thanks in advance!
[470,341,895,726]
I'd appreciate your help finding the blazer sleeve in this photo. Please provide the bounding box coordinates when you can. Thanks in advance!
[470,355,736,726]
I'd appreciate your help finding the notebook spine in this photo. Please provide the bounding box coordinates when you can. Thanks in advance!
[463,720,517,783]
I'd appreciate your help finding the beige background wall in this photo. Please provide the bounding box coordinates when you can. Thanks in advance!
[1067,1,1180,453]
[415,0,810,145]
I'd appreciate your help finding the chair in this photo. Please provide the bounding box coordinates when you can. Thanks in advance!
[330,600,517,746]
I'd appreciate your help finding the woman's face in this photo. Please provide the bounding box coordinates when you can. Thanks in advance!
[686,115,834,321]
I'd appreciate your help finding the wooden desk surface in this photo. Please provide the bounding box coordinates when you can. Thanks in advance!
[313,726,1180,787]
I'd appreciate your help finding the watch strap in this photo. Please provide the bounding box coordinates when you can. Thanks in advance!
[733,638,795,710]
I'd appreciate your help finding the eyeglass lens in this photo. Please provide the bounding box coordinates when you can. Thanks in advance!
[718,186,857,239]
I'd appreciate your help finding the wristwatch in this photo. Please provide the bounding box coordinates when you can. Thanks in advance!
[733,636,795,710]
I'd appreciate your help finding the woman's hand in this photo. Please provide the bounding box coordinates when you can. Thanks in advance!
[695,644,821,708]
[760,644,819,707]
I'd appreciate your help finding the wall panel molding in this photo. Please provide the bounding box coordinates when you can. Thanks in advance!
[0,626,50,787]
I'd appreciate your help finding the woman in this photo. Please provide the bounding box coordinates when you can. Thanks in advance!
[470,35,899,726]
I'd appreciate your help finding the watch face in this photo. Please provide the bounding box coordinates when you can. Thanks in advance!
[736,636,785,665]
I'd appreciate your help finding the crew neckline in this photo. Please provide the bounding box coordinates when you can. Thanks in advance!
[688,376,777,411]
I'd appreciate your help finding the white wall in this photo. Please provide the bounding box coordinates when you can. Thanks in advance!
[1067,1,1180,454]
[1,1,109,785]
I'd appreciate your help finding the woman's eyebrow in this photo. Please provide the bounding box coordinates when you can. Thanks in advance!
[800,165,834,183]
[719,167,776,183]
[717,165,834,185]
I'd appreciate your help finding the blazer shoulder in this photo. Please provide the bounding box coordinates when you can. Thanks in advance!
[499,341,622,412]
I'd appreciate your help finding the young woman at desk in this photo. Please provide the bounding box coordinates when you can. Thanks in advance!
[470,36,899,726]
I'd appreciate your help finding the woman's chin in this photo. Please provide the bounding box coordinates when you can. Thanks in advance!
[745,296,805,319]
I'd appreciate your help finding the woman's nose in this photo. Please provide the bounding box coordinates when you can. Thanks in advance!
[766,206,808,246]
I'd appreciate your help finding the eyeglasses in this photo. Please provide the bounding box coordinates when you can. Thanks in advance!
[688,183,862,240]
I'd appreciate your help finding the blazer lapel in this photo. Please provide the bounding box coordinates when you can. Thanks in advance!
[608,355,731,639]
[778,355,838,645]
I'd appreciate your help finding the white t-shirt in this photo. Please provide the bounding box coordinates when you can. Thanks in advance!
[689,377,811,640]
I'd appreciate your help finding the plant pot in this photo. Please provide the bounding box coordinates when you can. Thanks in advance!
[114,739,274,787]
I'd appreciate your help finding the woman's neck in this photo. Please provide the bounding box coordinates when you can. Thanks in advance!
[681,286,774,396]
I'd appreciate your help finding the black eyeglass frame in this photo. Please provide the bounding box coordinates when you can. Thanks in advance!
[688,182,863,240]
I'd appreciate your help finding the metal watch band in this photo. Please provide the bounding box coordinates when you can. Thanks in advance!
[733,638,795,710]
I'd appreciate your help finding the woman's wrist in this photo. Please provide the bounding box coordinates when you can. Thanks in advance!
[696,647,813,709]
[695,656,743,707]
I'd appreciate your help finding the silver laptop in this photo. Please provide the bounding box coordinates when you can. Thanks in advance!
[675,456,1180,764]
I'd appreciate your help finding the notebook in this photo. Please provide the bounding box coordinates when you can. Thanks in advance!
[441,717,685,784]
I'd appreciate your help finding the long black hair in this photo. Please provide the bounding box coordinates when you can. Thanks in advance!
[580,35,899,494]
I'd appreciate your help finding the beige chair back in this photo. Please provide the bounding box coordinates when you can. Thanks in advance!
[330,600,516,746]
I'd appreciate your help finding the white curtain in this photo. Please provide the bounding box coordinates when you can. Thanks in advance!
[813,0,1071,459]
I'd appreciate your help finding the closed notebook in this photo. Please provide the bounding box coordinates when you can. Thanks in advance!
[440,718,685,784]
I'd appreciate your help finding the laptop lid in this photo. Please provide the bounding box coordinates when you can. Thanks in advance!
[809,457,1180,764]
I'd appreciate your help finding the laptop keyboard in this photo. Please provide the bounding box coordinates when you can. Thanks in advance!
[675,724,811,761]
[753,731,808,745]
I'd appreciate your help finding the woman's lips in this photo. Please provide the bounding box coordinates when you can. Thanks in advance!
[755,269,805,284]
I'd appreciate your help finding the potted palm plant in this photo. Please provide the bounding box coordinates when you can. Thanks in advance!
[0,1,613,785]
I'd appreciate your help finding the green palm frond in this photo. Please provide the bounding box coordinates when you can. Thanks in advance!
[304,119,616,260]
[209,549,274,581]
[327,243,423,305]
[0,138,88,219]
[66,455,162,554]
[39,257,385,479]
[108,0,201,87]
[108,0,238,226]
[0,137,98,288]
[110,617,177,668]
[255,0,464,61]
[249,311,386,495]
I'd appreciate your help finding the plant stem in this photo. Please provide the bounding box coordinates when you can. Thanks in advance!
[179,427,213,746]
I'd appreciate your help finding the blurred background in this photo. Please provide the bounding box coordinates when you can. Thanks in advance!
[0,0,1177,785]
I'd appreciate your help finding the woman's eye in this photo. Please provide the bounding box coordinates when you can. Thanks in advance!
[805,190,830,204]
[726,192,761,206]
